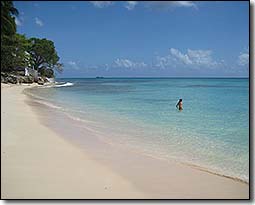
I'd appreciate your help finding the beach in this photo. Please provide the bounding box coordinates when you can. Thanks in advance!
[1,83,249,199]
[1,84,145,199]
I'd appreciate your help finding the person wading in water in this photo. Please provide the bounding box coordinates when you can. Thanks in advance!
[176,99,183,111]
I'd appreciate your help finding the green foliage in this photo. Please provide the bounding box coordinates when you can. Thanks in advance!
[28,38,63,76]
[1,1,19,71]
[1,34,31,72]
[39,68,54,78]
[14,34,32,68]
[1,1,63,77]
[1,35,15,71]
[1,1,18,36]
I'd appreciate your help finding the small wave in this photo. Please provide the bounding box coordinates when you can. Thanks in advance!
[63,112,97,124]
[54,82,74,88]
[25,88,97,124]
[32,99,63,110]
[24,88,63,110]
[38,82,74,88]
[24,88,47,100]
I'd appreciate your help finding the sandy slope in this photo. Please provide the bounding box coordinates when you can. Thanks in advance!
[1,84,145,199]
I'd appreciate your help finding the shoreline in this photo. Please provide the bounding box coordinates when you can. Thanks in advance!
[1,84,249,199]
[1,84,146,199]
[180,161,248,185]
[24,83,249,184]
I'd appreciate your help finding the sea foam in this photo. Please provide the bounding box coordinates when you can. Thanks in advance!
[54,82,74,87]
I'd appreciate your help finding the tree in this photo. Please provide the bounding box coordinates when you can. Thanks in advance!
[1,1,63,78]
[1,1,21,72]
[1,1,18,36]
[13,34,32,68]
[39,67,54,78]
[28,38,63,77]
[1,34,31,72]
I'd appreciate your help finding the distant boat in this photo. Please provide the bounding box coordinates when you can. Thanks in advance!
[96,76,104,79]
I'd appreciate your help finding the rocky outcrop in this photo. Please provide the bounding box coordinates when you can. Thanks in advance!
[19,76,34,84]
[42,77,49,83]
[1,72,9,83]
[37,77,44,85]
[1,74,18,84]
[1,72,51,85]
[1,72,16,84]
[1,75,8,83]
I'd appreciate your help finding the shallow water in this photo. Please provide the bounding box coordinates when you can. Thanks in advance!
[27,78,249,182]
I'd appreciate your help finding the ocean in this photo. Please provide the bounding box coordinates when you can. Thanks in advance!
[27,78,249,182]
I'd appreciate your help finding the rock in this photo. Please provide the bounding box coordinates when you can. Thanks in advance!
[1,72,8,83]
[1,72,36,84]
[22,75,34,84]
[1,76,6,83]
[17,76,25,84]
[42,77,49,83]
[37,77,44,85]
[6,75,17,84]
[1,72,8,78]
[1,73,20,84]
[37,81,44,85]
[1,74,7,83]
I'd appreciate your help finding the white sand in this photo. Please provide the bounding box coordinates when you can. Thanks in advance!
[1,84,249,199]
[1,84,145,199]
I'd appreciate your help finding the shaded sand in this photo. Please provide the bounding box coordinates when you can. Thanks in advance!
[1,84,145,199]
[1,84,249,199]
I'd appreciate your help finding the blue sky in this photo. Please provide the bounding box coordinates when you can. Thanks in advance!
[14,1,249,77]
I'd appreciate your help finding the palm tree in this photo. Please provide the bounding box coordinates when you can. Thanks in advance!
[1,1,19,71]
[1,1,19,36]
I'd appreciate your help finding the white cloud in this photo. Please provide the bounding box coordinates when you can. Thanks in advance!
[155,48,220,69]
[125,1,138,10]
[154,56,169,69]
[88,1,196,10]
[170,48,193,65]
[146,1,197,10]
[67,48,226,73]
[187,49,217,66]
[174,1,197,8]
[113,58,147,69]
[35,17,43,26]
[68,61,79,70]
[238,52,249,66]
[15,17,22,26]
[89,1,113,8]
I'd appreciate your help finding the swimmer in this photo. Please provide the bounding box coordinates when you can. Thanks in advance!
[176,99,183,110]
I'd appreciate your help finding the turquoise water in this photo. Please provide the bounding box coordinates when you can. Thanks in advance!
[28,78,249,182]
